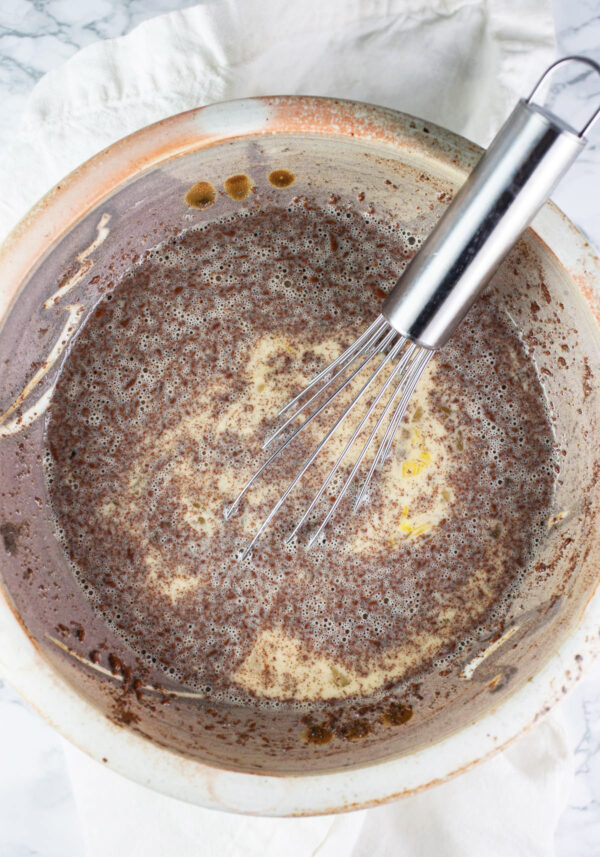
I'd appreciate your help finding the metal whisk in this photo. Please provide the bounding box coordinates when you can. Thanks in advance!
[226,56,600,557]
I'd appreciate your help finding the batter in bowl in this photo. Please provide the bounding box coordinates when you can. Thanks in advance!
[45,201,556,709]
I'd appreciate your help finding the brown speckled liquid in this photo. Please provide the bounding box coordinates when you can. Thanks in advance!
[45,201,556,710]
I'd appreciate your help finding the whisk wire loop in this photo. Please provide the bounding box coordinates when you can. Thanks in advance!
[227,315,434,555]
[285,336,410,543]
[238,325,408,559]
[353,348,433,511]
[306,346,432,548]
[224,320,393,521]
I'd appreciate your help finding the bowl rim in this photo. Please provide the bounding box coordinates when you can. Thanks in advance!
[1,94,599,815]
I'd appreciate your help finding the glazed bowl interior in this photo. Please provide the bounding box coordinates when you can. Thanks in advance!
[1,103,600,780]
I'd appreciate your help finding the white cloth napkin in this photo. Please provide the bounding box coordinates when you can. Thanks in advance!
[0,0,572,854]
[63,714,572,857]
[0,0,557,240]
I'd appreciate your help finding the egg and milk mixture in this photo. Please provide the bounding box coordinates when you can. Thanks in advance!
[45,203,555,706]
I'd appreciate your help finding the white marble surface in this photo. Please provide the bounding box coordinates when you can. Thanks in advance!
[0,1,600,855]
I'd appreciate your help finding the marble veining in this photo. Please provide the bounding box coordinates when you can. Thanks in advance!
[0,1,600,855]
[0,0,201,150]
[551,0,600,242]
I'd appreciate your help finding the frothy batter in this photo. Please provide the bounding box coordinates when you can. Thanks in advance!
[45,201,556,708]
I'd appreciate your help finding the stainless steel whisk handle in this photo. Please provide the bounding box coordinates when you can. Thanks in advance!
[383,56,600,350]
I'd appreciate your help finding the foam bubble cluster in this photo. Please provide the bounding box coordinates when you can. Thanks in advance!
[44,199,556,708]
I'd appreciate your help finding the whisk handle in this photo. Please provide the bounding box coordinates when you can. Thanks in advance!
[382,56,599,350]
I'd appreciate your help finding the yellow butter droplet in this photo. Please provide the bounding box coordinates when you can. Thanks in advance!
[402,460,416,478]
[412,522,432,537]
[402,453,430,478]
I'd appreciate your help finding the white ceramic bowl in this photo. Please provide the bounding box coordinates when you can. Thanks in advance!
[0,97,599,814]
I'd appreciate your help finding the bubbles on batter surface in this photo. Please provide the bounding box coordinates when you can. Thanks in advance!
[43,199,557,706]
